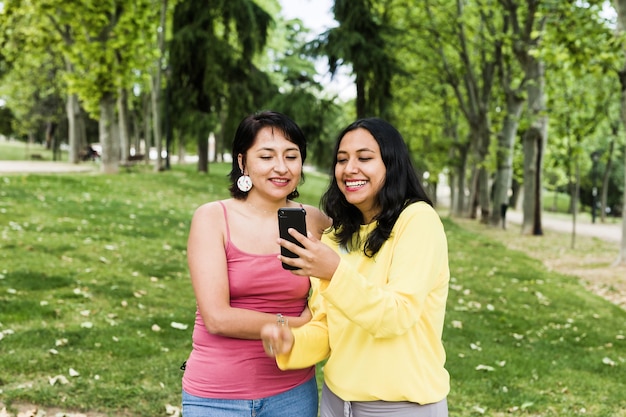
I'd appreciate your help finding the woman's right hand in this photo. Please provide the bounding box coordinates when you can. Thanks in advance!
[261,323,294,357]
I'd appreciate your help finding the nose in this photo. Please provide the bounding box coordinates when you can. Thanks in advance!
[274,158,288,174]
[344,158,359,173]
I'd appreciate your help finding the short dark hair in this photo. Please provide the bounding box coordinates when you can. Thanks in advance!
[228,111,307,199]
[321,117,432,257]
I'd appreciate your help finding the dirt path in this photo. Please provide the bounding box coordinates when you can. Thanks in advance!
[456,213,626,311]
[0,403,109,417]
[0,161,96,174]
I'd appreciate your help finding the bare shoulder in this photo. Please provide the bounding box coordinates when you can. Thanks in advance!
[302,204,332,237]
[191,199,229,225]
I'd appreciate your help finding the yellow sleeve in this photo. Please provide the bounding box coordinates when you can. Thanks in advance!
[321,203,449,338]
[276,279,331,369]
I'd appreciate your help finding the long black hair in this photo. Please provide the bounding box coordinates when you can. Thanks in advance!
[320,118,432,257]
[228,110,307,199]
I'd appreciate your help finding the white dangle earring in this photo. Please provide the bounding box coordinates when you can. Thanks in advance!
[237,170,252,192]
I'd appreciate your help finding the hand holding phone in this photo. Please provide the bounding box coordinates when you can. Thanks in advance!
[278,207,307,270]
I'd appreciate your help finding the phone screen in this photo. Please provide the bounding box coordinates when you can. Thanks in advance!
[278,207,307,270]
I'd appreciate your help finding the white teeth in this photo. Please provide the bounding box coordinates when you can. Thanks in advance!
[346,180,366,187]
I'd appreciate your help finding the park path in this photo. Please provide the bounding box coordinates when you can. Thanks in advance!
[505,209,622,243]
[0,160,96,174]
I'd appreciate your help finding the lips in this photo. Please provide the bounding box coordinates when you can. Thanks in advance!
[344,180,367,191]
[270,178,290,186]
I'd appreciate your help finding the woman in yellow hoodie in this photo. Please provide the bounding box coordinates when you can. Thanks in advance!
[261,118,450,416]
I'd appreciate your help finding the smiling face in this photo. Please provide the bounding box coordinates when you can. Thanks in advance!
[334,128,386,223]
[239,126,302,201]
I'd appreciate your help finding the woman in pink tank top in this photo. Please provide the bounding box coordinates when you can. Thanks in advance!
[182,111,331,417]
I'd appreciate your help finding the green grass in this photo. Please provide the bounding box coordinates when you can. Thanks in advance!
[443,222,625,416]
[0,140,65,161]
[0,162,624,416]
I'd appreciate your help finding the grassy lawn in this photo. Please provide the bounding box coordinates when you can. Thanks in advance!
[0,161,624,416]
[0,140,64,161]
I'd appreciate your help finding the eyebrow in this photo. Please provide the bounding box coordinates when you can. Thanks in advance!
[255,146,300,152]
[337,148,376,154]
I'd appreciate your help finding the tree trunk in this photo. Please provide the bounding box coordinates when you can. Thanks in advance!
[131,110,141,155]
[197,132,208,173]
[355,73,366,119]
[63,57,81,164]
[613,0,626,264]
[509,178,521,209]
[77,104,87,151]
[151,74,163,171]
[474,118,492,223]
[453,142,469,217]
[491,97,524,226]
[46,122,61,161]
[450,143,469,217]
[466,165,479,219]
[178,132,186,164]
[600,139,614,223]
[522,127,538,233]
[66,94,80,164]
[99,93,119,174]
[143,93,152,158]
[151,0,168,172]
[571,152,580,249]
[478,166,490,224]
[118,87,130,163]
[521,57,547,235]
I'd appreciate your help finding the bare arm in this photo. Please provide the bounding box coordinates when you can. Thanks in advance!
[187,202,309,340]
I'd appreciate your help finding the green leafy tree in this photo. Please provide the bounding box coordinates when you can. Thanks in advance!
[610,0,626,264]
[1,0,159,170]
[169,0,273,173]
[260,14,346,170]
[0,1,67,152]
[309,0,398,119]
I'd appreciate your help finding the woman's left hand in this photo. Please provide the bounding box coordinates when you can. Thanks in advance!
[278,229,340,280]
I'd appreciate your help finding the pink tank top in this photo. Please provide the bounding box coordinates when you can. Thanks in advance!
[182,201,315,399]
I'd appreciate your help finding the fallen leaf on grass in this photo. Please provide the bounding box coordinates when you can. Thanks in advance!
[50,375,70,385]
[602,357,616,366]
[472,405,485,414]
[170,322,188,330]
[165,404,180,416]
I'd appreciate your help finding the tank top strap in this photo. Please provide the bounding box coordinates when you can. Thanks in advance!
[217,201,231,242]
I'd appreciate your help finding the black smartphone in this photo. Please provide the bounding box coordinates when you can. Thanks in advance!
[278,207,307,270]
